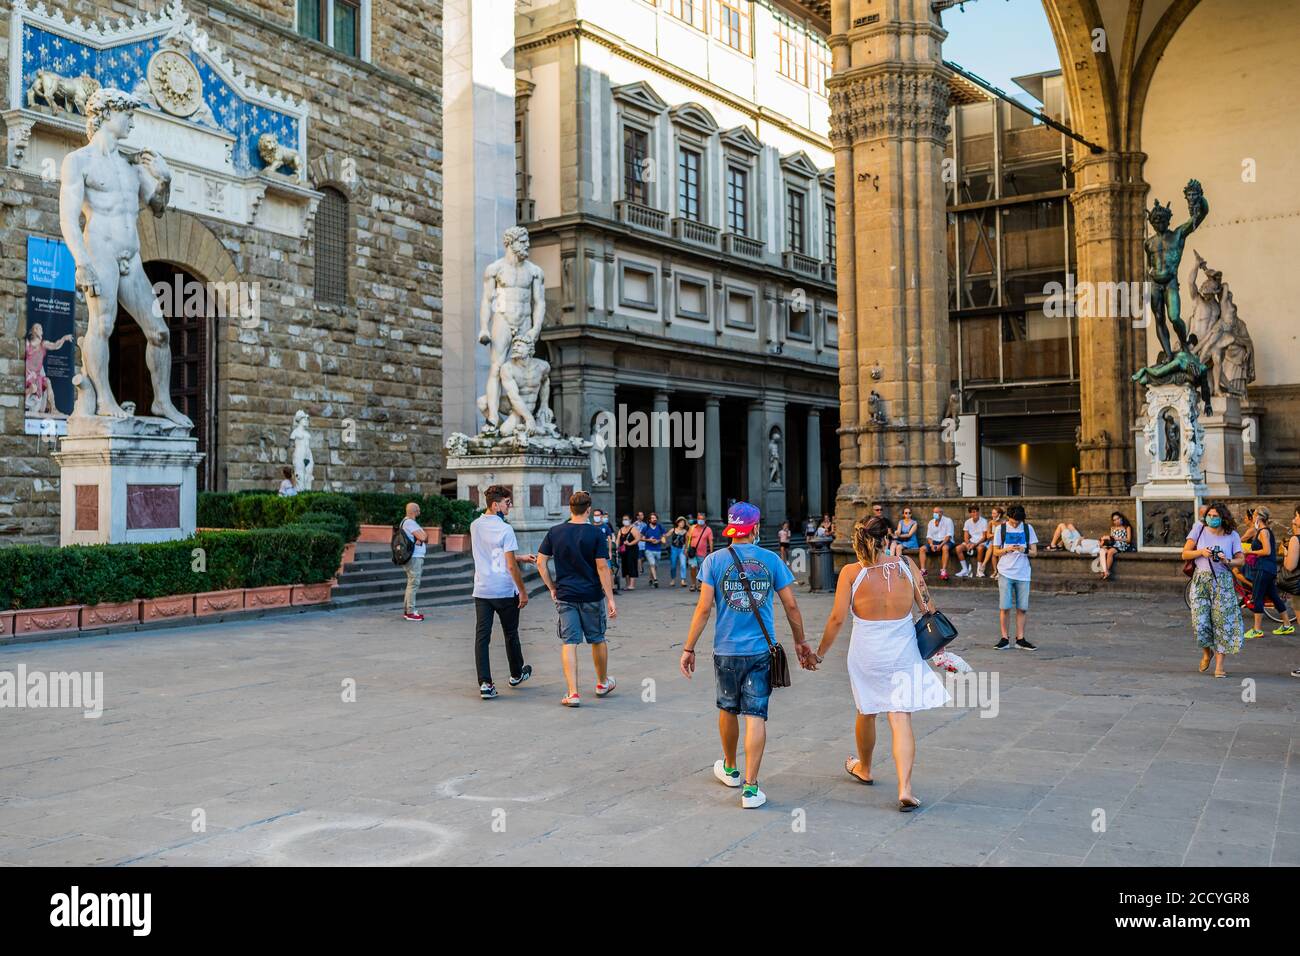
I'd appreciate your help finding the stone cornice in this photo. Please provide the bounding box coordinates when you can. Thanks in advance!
[515,19,832,153]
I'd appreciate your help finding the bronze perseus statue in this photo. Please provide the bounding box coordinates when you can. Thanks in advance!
[1143,179,1208,360]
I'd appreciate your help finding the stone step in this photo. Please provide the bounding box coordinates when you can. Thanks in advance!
[921,549,1188,595]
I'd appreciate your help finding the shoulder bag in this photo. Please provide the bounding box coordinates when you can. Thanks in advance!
[1182,524,1205,578]
[725,544,791,688]
[900,558,958,660]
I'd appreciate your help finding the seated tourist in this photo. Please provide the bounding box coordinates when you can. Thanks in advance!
[1048,521,1101,557]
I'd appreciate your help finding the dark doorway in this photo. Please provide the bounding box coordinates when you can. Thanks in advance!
[109,262,216,489]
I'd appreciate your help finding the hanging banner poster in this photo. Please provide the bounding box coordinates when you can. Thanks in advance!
[24,236,77,437]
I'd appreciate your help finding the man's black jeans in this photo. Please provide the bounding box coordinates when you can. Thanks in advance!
[474,596,524,686]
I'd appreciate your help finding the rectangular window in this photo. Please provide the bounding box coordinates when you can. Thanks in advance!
[713,1,751,54]
[297,0,323,41]
[333,0,359,57]
[786,188,806,254]
[810,36,831,95]
[666,0,707,31]
[678,147,701,222]
[823,202,836,262]
[775,16,807,86]
[623,126,650,205]
[726,165,748,235]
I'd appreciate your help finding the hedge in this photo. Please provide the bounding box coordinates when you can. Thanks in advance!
[197,490,459,538]
[0,527,343,611]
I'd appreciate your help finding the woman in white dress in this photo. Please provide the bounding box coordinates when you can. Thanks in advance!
[811,516,951,811]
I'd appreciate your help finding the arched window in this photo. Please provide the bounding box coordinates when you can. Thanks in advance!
[314,186,349,305]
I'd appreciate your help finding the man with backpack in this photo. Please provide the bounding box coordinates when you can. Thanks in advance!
[398,501,428,622]
[992,504,1038,650]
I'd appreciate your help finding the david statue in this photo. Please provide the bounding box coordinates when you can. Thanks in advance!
[58,87,191,428]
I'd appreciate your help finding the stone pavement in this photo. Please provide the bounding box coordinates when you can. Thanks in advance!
[0,583,1296,866]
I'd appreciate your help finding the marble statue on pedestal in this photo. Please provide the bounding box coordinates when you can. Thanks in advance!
[590,413,610,485]
[290,410,314,491]
[1186,251,1255,400]
[58,88,191,428]
[768,430,783,485]
[445,226,590,458]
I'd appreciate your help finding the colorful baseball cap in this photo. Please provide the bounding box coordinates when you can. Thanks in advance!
[723,501,761,538]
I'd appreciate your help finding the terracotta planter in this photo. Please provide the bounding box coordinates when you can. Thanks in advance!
[0,610,18,638]
[245,585,292,609]
[14,605,82,636]
[424,526,442,547]
[337,541,357,576]
[444,533,469,553]
[358,524,392,543]
[292,582,333,606]
[80,601,141,629]
[195,589,246,616]
[141,594,195,623]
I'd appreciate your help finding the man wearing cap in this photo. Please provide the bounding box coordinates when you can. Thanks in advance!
[679,502,813,809]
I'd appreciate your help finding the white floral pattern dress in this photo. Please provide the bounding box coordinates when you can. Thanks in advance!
[1187,523,1245,655]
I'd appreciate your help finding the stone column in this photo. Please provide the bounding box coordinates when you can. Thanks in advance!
[704,396,721,522]
[747,400,765,507]
[828,0,955,532]
[441,0,517,440]
[806,407,822,519]
[1071,151,1147,495]
[653,390,671,519]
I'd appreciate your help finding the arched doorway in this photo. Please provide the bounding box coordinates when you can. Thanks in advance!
[109,261,217,489]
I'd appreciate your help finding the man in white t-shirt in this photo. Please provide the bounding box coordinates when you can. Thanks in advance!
[400,501,428,622]
[919,506,955,580]
[955,505,991,578]
[992,504,1038,650]
[470,485,537,699]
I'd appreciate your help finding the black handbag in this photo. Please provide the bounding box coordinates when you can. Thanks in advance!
[725,545,791,688]
[902,560,958,659]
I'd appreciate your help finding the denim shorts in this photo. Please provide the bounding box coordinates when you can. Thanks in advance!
[713,652,771,720]
[998,575,1031,611]
[644,549,659,566]
[556,600,607,645]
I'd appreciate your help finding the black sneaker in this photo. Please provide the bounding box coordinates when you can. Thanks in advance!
[1016,638,1037,651]
[509,664,532,687]
[994,638,1011,650]
[479,682,499,699]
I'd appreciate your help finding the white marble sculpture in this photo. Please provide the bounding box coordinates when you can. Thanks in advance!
[590,413,610,485]
[290,409,314,491]
[445,226,590,457]
[1187,251,1256,399]
[258,132,301,177]
[768,429,783,485]
[58,87,191,427]
[29,69,100,114]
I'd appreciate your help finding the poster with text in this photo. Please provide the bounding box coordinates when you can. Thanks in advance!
[24,236,77,437]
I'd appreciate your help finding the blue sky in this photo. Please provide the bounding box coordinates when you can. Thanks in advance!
[939,0,1060,105]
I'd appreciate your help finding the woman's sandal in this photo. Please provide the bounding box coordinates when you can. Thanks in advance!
[1199,653,1212,673]
[845,756,873,785]
[898,797,921,812]
[1213,671,1228,679]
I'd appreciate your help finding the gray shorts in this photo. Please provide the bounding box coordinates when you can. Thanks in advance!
[556,599,607,645]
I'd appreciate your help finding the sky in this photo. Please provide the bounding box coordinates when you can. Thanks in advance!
[938,0,1061,106]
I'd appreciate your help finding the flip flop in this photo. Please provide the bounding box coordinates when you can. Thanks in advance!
[1213,672,1228,679]
[1199,654,1211,673]
[898,797,921,812]
[845,756,873,785]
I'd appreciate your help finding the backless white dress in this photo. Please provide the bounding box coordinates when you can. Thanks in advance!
[845,561,951,715]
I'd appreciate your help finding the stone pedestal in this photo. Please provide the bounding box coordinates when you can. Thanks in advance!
[1200,395,1249,497]
[1132,383,1205,551]
[447,452,589,553]
[52,415,205,546]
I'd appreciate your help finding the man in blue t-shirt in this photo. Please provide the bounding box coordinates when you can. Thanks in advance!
[538,491,619,707]
[592,507,619,593]
[641,513,666,589]
[680,502,811,810]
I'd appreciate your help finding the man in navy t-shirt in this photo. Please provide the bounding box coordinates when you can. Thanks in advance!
[592,507,619,592]
[538,491,619,707]
[679,502,812,810]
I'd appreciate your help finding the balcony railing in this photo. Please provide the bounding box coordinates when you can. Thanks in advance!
[783,250,822,279]
[723,233,765,260]
[614,200,669,235]
[671,217,720,249]
[822,260,837,283]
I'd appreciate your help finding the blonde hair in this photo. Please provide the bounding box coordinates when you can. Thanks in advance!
[851,516,891,566]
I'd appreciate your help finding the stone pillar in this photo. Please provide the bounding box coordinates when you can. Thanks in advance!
[1071,151,1148,495]
[442,0,517,440]
[828,0,955,531]
[746,400,765,507]
[806,407,823,519]
[704,396,721,522]
[653,390,671,519]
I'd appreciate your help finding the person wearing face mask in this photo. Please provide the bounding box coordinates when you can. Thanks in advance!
[1181,501,1245,678]
[617,515,642,590]
[687,513,714,592]
[593,508,619,593]
[1243,506,1295,640]
[919,506,955,581]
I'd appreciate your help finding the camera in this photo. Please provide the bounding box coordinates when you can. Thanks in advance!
[1209,545,1224,563]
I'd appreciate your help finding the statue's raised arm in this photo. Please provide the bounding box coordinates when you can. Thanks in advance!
[1179,179,1208,237]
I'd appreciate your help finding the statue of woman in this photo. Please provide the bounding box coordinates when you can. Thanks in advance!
[290,410,314,491]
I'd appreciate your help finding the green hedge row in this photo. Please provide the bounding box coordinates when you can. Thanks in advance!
[196,490,477,536]
[0,527,344,611]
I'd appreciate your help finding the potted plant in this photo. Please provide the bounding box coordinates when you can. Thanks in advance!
[442,499,478,553]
